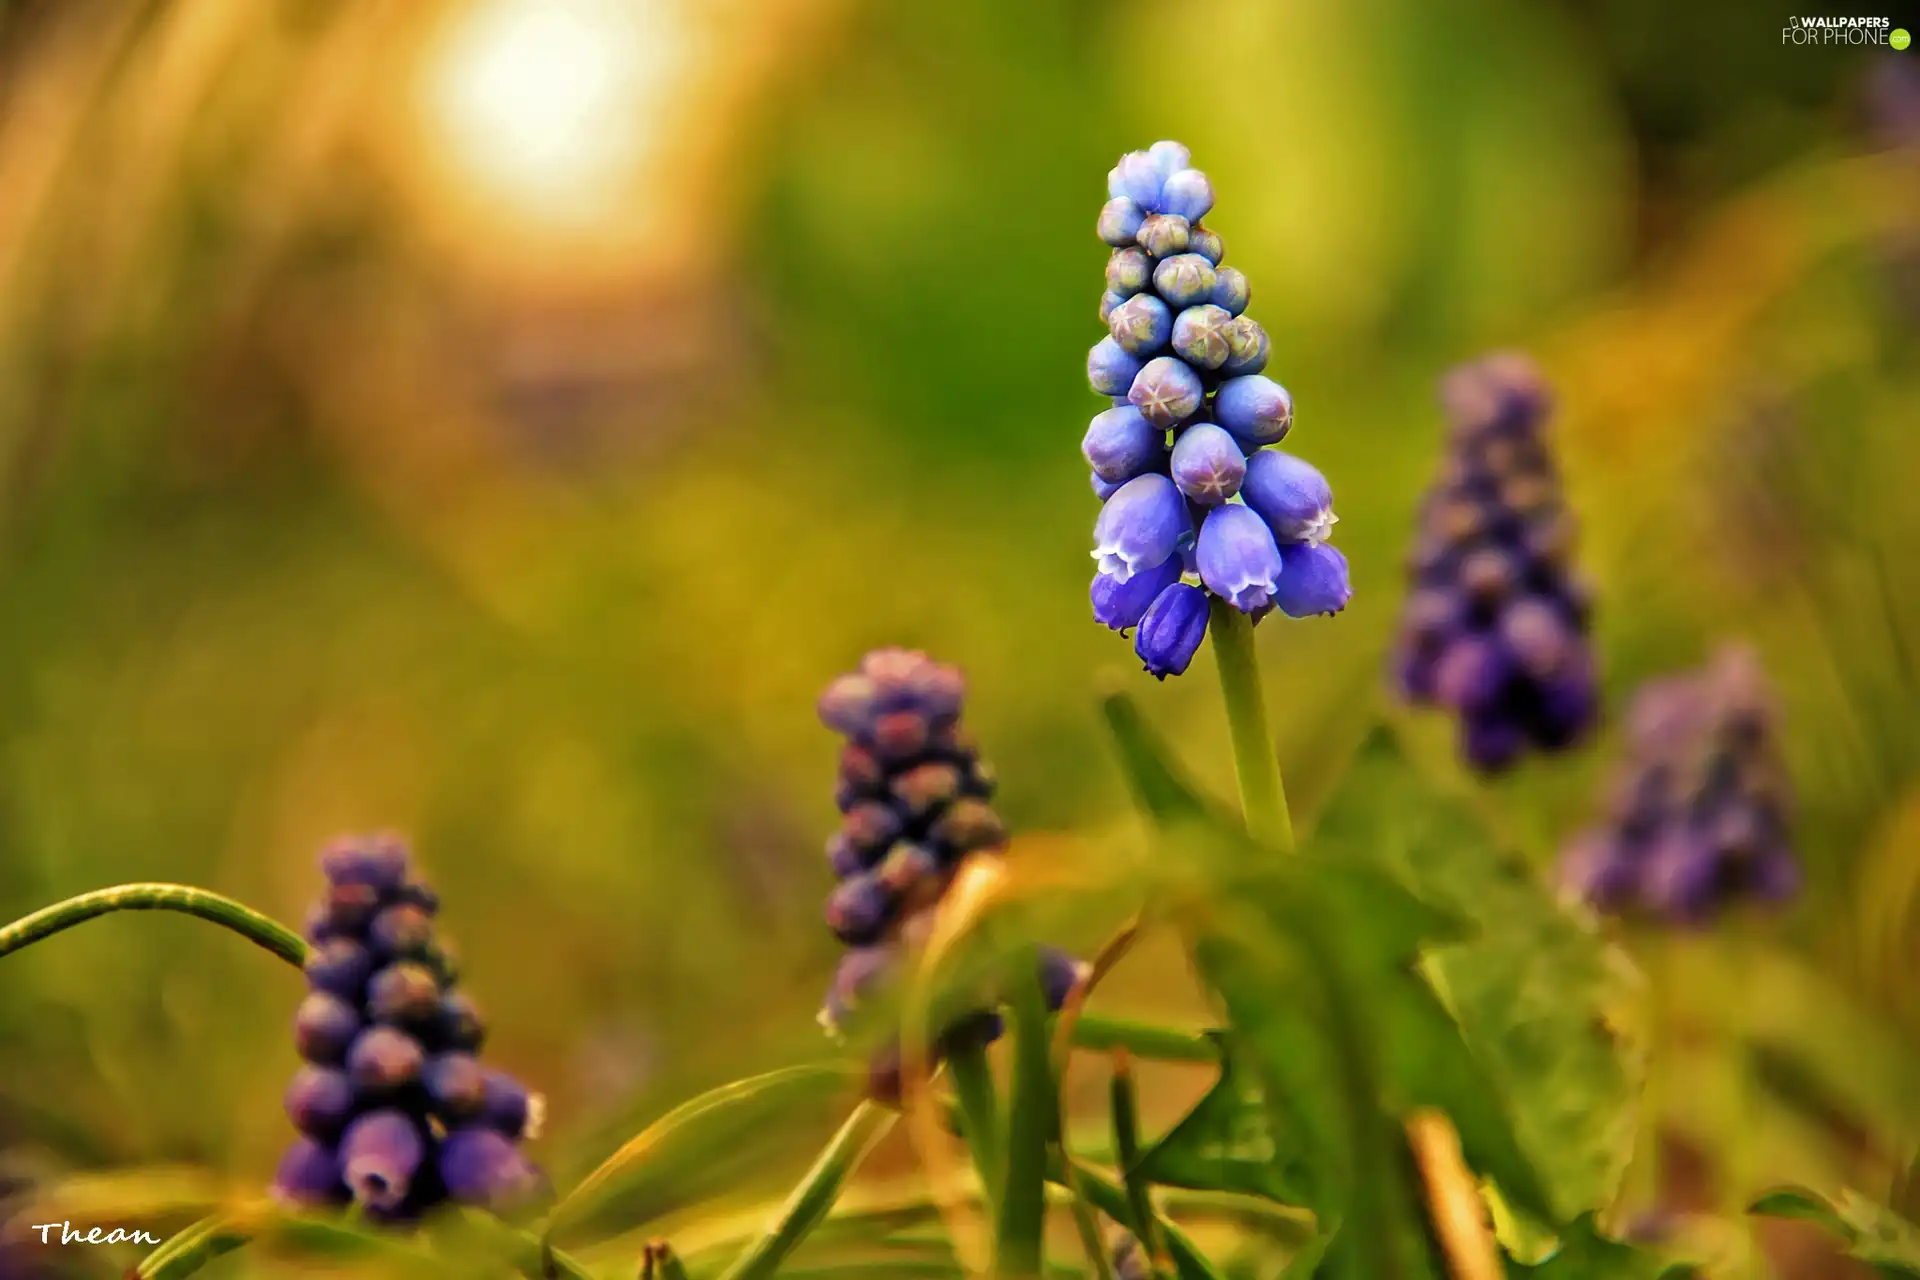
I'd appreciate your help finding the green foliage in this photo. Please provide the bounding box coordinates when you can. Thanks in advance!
[1309,726,1640,1223]
[1101,689,1579,1278]
[1750,1185,1920,1277]
[545,1063,862,1250]
[996,947,1056,1279]
[1509,1214,1700,1279]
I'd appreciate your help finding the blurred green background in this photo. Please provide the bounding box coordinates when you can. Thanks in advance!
[0,0,1916,1273]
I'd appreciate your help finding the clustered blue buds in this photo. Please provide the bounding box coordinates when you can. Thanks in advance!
[816,649,1086,1102]
[274,834,544,1221]
[1086,142,1350,679]
[1392,353,1598,771]
[1559,646,1798,925]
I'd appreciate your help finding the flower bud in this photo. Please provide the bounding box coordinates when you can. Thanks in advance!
[304,937,374,1001]
[1209,266,1250,316]
[1087,336,1146,398]
[294,992,362,1065]
[272,1138,343,1207]
[439,1127,543,1209]
[1241,450,1335,543]
[347,1025,425,1094]
[1159,168,1214,221]
[1271,542,1352,618]
[1082,405,1163,482]
[1135,583,1209,679]
[481,1069,535,1138]
[1092,474,1190,582]
[1108,151,1164,210]
[1432,636,1514,714]
[1170,423,1247,505]
[1107,293,1172,357]
[1219,314,1267,373]
[1105,246,1151,297]
[367,963,443,1026]
[1097,196,1146,246]
[1136,213,1191,259]
[434,990,486,1054]
[1151,253,1218,309]
[1171,304,1233,370]
[340,1109,424,1213]
[1128,356,1204,427]
[285,1066,355,1139]
[320,834,409,891]
[1214,375,1293,446]
[1147,140,1191,181]
[825,873,894,946]
[1197,505,1285,615]
[1188,225,1223,265]
[369,904,434,960]
[1090,556,1183,632]
[426,1052,488,1121]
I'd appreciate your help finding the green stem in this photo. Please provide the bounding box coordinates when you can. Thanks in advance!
[1208,600,1293,854]
[1110,1052,1169,1277]
[0,883,307,968]
[715,1100,897,1280]
[947,1038,1004,1219]
[996,945,1055,1279]
[1069,1015,1215,1063]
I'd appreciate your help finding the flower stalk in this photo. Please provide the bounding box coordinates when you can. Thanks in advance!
[1208,599,1294,854]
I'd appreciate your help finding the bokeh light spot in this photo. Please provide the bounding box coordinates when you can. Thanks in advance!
[419,0,682,229]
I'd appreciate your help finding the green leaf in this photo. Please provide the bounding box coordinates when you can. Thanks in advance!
[1099,689,1212,825]
[996,944,1054,1280]
[1309,725,1637,1224]
[1749,1185,1920,1276]
[1131,1034,1310,1206]
[1510,1213,1689,1279]
[544,1061,858,1247]
[1071,1014,1218,1063]
[947,1036,1003,1217]
[1052,1155,1227,1280]
[134,1204,452,1279]
[713,1100,898,1280]
[1108,1050,1167,1269]
[134,1213,249,1280]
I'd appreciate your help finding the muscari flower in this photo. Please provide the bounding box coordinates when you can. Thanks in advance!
[1558,645,1798,926]
[815,650,1087,1103]
[1082,143,1348,678]
[1392,352,1597,772]
[274,833,544,1220]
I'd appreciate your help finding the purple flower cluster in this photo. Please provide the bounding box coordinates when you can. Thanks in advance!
[816,649,1085,1101]
[1393,352,1598,771]
[1560,646,1798,925]
[1085,141,1350,680]
[273,834,544,1221]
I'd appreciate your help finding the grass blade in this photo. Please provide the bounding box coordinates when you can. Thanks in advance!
[994,944,1054,1279]
[714,1099,898,1280]
[544,1062,856,1246]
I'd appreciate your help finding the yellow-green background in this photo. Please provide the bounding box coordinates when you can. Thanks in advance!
[0,0,1915,1274]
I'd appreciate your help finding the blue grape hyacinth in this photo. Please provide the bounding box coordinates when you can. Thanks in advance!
[1085,142,1349,679]
[1559,646,1798,926]
[275,834,544,1221]
[816,649,1086,1103]
[1393,352,1598,771]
